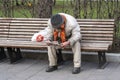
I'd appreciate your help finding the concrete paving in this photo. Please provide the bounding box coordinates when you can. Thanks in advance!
[0,58,120,80]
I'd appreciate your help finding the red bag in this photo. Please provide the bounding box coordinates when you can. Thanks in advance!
[36,35,44,42]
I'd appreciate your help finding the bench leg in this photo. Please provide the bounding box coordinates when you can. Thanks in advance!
[0,47,7,60]
[98,51,108,69]
[7,47,23,63]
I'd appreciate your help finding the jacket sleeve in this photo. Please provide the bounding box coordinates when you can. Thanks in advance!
[68,24,82,46]
[31,32,41,41]
[31,19,53,41]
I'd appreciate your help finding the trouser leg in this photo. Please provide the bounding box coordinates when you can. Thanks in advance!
[72,41,81,67]
[47,46,57,66]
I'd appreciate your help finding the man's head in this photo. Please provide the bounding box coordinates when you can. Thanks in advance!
[51,14,64,29]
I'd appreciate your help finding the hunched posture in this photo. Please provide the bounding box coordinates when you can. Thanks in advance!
[31,13,82,74]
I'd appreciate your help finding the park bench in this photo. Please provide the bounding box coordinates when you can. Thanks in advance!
[0,18,115,69]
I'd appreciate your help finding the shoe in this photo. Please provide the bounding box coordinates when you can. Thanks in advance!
[72,67,80,74]
[46,66,58,72]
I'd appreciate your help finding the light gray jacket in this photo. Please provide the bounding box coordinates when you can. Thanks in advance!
[31,13,81,46]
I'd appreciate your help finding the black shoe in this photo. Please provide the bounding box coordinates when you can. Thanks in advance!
[72,67,81,74]
[46,66,58,72]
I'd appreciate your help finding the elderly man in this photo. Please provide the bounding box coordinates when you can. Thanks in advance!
[31,13,82,74]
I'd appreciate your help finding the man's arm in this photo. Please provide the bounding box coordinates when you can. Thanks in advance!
[68,24,81,46]
[31,19,53,42]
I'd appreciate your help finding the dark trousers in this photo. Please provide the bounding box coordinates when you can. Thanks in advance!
[56,49,64,65]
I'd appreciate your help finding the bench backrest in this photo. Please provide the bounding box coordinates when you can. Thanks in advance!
[8,18,48,41]
[8,18,115,45]
[79,19,114,43]
[0,18,12,40]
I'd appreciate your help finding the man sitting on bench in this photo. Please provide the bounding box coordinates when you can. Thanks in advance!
[31,13,82,74]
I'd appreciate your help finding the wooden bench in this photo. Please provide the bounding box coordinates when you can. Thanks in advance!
[0,18,115,69]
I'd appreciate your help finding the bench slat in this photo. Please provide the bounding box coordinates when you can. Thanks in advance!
[81,31,113,34]
[9,26,114,30]
[80,25,114,28]
[81,27,114,31]
[78,22,114,25]
[0,40,110,51]
[11,20,48,23]
[82,37,113,41]
[82,34,113,37]
[77,19,114,21]
[10,24,47,26]
[11,18,49,20]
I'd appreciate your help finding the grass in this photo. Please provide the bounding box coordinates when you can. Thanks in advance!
[53,1,73,16]
[13,7,32,18]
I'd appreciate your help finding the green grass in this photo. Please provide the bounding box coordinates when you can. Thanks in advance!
[53,1,74,16]
[13,7,32,18]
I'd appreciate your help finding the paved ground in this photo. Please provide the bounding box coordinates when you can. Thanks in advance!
[0,58,120,80]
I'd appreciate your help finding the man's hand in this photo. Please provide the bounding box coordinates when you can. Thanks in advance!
[36,35,44,42]
[61,41,70,48]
